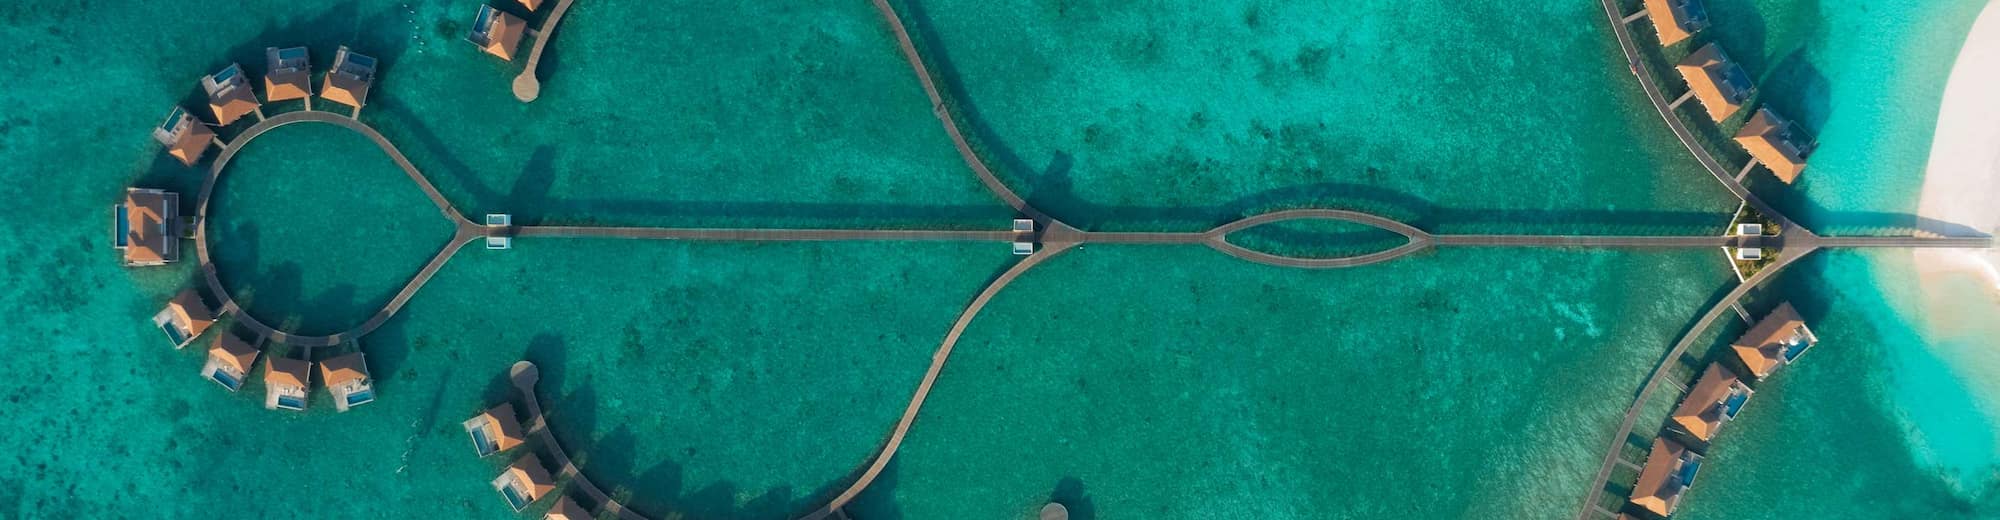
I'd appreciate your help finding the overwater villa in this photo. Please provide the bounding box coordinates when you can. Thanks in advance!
[1730,302,1819,379]
[492,454,557,512]
[319,352,377,411]
[201,333,259,392]
[463,403,526,457]
[153,289,214,349]
[321,46,377,110]
[115,187,180,266]
[545,495,587,520]
[518,0,543,11]
[264,47,312,104]
[1675,43,1755,123]
[264,357,311,411]
[1629,437,1704,517]
[152,106,216,166]
[468,5,527,61]
[1642,0,1710,46]
[1671,363,1754,442]
[202,63,261,126]
[1735,107,1812,183]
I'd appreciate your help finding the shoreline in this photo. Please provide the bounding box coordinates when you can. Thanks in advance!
[1916,0,2000,291]
[1906,0,2000,493]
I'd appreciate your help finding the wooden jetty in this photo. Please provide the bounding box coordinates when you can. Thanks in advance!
[509,361,649,520]
[513,0,578,102]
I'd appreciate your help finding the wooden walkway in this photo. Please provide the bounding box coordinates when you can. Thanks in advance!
[872,0,1047,224]
[513,0,579,102]
[1595,0,1809,240]
[510,361,648,520]
[1560,2,1984,516]
[175,42,1994,519]
[797,241,1080,520]
[513,226,1021,242]
[192,110,476,348]
[1571,243,1817,519]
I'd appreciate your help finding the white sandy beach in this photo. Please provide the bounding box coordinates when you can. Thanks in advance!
[1907,1,2000,489]
[1917,0,2000,294]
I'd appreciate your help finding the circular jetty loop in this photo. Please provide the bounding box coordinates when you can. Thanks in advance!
[1201,208,1436,269]
[512,74,540,102]
[193,110,473,347]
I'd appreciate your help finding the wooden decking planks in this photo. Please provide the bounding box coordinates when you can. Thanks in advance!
[513,0,578,102]
[797,241,1079,520]
[511,362,649,520]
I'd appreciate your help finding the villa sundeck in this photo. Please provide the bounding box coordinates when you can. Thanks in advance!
[201,333,260,392]
[1675,43,1755,123]
[202,63,261,125]
[1630,437,1704,517]
[264,356,312,411]
[153,289,214,349]
[492,454,556,511]
[1730,301,1818,379]
[1735,107,1812,183]
[1643,0,1710,47]
[152,106,216,166]
[319,352,376,412]
[545,495,587,520]
[468,4,528,61]
[264,46,312,102]
[322,45,377,109]
[1671,363,1754,442]
[487,214,512,249]
[463,403,526,457]
[115,187,180,266]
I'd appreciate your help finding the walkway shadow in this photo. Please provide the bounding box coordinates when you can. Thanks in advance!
[890,0,1776,236]
[1758,48,1833,132]
[173,1,411,136]
[1051,477,1097,520]
[508,145,559,225]
[843,458,907,520]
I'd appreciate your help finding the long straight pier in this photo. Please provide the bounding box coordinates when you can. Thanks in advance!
[512,226,1020,242]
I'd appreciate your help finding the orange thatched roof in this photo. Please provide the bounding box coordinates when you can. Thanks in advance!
[204,63,261,125]
[322,46,376,108]
[319,352,371,386]
[165,289,215,335]
[471,5,528,61]
[472,403,527,452]
[154,107,215,167]
[1671,363,1750,441]
[209,334,260,373]
[502,455,556,498]
[120,188,178,266]
[265,357,311,388]
[1630,438,1699,517]
[1735,108,1809,183]
[1730,302,1813,378]
[518,0,543,11]
[265,47,313,102]
[1643,0,1709,47]
[1675,43,1754,123]
[545,495,587,520]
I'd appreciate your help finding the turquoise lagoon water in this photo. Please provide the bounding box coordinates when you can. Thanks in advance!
[209,123,457,335]
[1,0,1994,518]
